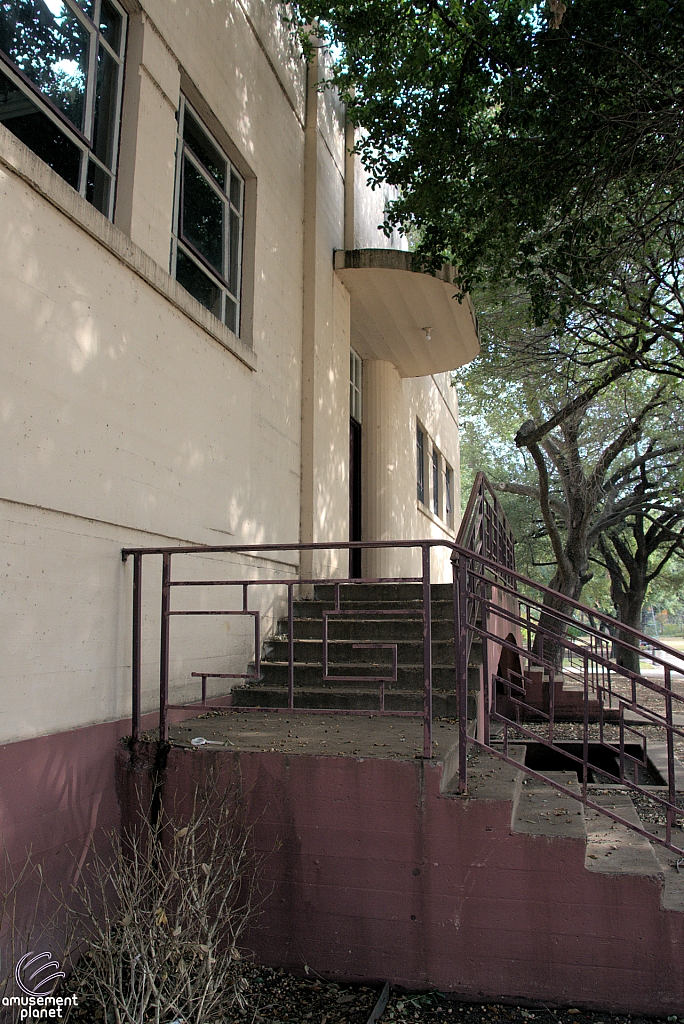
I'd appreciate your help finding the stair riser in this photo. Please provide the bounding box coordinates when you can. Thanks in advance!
[263,639,455,664]
[311,582,455,603]
[251,664,461,688]
[278,618,457,641]
[289,600,456,618]
[233,689,460,716]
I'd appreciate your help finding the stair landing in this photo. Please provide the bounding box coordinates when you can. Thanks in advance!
[168,710,459,759]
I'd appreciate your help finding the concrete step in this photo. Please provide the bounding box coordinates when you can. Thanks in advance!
[251,661,460,688]
[280,602,456,634]
[511,770,587,838]
[311,582,454,603]
[440,744,526,799]
[263,638,455,664]
[290,599,456,618]
[647,826,684,910]
[584,791,662,875]
[231,685,460,716]
[447,747,675,900]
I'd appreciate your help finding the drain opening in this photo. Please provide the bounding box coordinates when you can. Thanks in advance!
[522,741,663,786]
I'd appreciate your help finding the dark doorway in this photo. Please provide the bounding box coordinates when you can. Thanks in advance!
[349,417,362,577]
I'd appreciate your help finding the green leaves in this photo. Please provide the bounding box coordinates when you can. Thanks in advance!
[288,0,684,329]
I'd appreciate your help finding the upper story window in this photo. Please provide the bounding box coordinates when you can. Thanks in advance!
[417,417,455,530]
[444,461,454,530]
[171,97,244,337]
[350,348,362,423]
[416,423,425,504]
[0,0,126,218]
[431,446,440,516]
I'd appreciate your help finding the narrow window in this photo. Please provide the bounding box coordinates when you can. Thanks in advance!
[416,423,425,504]
[350,348,362,423]
[431,447,440,516]
[0,0,127,218]
[171,97,244,335]
[444,462,454,529]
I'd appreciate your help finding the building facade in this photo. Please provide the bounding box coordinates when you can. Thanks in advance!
[0,0,478,868]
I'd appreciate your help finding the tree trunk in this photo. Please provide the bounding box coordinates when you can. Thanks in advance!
[612,589,647,676]
[532,564,585,671]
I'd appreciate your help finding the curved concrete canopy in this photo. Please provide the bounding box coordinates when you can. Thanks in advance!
[334,249,480,378]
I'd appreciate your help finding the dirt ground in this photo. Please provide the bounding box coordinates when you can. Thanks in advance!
[223,963,681,1024]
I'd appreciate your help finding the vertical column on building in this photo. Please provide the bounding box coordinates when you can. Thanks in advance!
[361,359,404,578]
[299,48,321,585]
[115,12,180,264]
[300,49,350,581]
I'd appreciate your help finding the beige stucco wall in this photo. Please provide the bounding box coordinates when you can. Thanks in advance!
[361,364,460,583]
[0,0,308,743]
[0,3,471,744]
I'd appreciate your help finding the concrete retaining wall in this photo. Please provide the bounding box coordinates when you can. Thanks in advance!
[119,744,684,1016]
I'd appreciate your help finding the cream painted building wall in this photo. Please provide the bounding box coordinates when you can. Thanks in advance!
[0,0,477,746]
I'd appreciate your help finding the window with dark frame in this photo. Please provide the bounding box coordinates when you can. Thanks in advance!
[0,0,126,219]
[444,462,453,529]
[171,97,244,336]
[431,447,440,516]
[350,348,362,423]
[416,423,425,504]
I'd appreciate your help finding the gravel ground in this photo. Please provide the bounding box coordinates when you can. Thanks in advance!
[224,964,681,1024]
[61,963,684,1022]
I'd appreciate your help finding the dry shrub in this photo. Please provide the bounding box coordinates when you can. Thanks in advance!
[0,855,79,1016]
[57,774,261,1024]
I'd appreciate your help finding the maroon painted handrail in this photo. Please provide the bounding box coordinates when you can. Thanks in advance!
[122,474,684,855]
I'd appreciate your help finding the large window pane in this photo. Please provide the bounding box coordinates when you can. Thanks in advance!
[0,65,80,184]
[0,0,90,134]
[92,40,117,166]
[176,248,223,321]
[228,207,240,295]
[432,449,439,515]
[86,156,110,212]
[173,99,244,337]
[183,108,225,190]
[181,156,224,276]
[225,296,237,334]
[229,169,241,209]
[416,426,425,503]
[98,0,121,53]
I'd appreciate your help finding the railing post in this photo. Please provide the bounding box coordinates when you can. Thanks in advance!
[481,595,490,746]
[666,666,675,848]
[582,651,589,802]
[287,583,295,711]
[455,552,468,794]
[159,553,171,743]
[422,544,432,759]
[131,553,142,743]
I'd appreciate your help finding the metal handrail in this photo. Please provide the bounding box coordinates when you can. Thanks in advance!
[122,538,439,757]
[449,545,684,855]
[122,474,684,855]
[456,471,516,572]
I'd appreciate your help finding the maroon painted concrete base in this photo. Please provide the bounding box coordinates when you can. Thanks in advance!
[130,746,684,1016]
[0,702,215,878]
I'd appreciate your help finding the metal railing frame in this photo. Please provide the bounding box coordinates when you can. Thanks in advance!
[122,538,440,757]
[122,473,684,854]
[453,547,684,855]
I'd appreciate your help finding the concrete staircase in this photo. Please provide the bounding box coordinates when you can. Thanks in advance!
[441,744,684,907]
[232,582,480,717]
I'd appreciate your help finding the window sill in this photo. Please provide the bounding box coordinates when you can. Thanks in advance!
[417,499,456,538]
[0,124,256,372]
